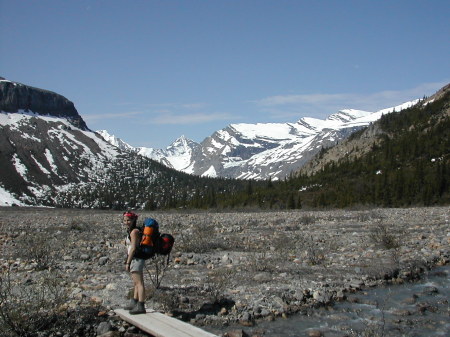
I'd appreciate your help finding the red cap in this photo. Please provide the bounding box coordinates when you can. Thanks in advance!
[123,211,138,219]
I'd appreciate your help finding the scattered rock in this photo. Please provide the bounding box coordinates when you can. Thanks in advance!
[224,329,250,337]
[96,320,112,335]
[1,207,448,336]
[307,329,323,337]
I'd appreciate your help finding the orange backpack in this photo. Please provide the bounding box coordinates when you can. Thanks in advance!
[135,218,160,259]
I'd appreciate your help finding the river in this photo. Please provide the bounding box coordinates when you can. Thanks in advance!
[206,265,449,337]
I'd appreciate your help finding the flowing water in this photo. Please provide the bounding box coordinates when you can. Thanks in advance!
[207,265,449,337]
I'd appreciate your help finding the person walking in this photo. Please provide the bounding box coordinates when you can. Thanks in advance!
[122,211,146,314]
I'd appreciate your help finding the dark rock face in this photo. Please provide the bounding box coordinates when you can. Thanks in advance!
[0,79,88,130]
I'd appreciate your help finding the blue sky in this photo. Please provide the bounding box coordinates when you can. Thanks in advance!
[1,0,449,148]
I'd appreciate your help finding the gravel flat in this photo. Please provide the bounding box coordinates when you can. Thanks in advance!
[1,206,448,336]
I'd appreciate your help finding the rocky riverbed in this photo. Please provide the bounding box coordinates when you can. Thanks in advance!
[0,206,448,337]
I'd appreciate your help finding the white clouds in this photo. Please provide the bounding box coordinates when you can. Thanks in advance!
[85,102,237,126]
[256,93,352,106]
[83,81,448,130]
[144,102,238,125]
[151,112,235,125]
[254,81,448,119]
[83,111,144,122]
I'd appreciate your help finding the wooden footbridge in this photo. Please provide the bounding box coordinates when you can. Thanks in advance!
[115,309,219,337]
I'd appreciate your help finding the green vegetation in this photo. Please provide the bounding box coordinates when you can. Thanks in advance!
[290,92,450,208]
[215,91,449,209]
[57,90,449,210]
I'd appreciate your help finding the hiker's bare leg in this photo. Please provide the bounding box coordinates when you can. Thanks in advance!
[131,271,145,302]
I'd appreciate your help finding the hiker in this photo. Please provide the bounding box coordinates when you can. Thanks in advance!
[122,211,146,314]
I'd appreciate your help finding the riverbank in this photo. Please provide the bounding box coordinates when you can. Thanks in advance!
[0,206,448,336]
[206,264,450,337]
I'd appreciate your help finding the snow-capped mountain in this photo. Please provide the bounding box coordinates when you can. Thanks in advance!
[1,76,442,207]
[0,78,195,207]
[137,135,201,172]
[97,130,136,152]
[0,78,122,206]
[101,100,419,180]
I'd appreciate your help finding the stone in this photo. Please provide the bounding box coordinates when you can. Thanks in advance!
[98,332,120,337]
[80,254,90,261]
[98,256,109,265]
[422,286,439,295]
[225,329,250,337]
[219,307,228,316]
[313,290,331,304]
[392,309,411,316]
[96,321,112,336]
[335,290,346,301]
[124,333,148,337]
[253,273,269,282]
[307,329,323,337]
[239,311,253,326]
[105,283,117,291]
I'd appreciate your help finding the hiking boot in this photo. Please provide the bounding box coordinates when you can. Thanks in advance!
[129,301,146,315]
[124,298,138,310]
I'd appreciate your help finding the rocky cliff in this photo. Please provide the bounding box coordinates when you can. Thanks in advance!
[0,77,88,130]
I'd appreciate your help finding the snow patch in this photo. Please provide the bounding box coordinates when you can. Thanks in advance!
[12,154,28,181]
[201,166,217,178]
[0,186,24,206]
[44,149,58,173]
[31,154,51,175]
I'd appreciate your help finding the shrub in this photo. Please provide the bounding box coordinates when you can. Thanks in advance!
[247,251,274,272]
[204,268,235,303]
[145,254,173,290]
[294,234,327,265]
[369,222,400,250]
[300,214,316,225]
[0,265,68,337]
[151,288,179,314]
[15,232,57,271]
[180,224,227,253]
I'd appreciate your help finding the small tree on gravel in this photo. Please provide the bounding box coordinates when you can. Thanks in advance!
[15,232,57,271]
[369,222,401,250]
[0,265,68,337]
[145,254,173,290]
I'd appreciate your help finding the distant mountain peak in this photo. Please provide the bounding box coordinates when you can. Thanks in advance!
[97,130,135,152]
[327,109,372,123]
[168,134,195,149]
[100,98,423,180]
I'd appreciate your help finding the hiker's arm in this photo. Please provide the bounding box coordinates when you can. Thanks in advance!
[125,229,139,269]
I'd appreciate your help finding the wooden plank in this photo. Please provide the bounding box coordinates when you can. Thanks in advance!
[114,309,219,337]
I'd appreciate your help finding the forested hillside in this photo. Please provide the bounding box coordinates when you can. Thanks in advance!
[4,76,447,210]
[300,88,449,207]
[203,86,450,209]
[69,88,448,211]
[54,152,261,209]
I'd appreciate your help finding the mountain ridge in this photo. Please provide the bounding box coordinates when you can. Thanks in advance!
[299,84,450,176]
[1,76,447,208]
[100,100,419,180]
[0,78,250,207]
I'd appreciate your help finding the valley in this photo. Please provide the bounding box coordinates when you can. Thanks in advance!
[1,206,448,336]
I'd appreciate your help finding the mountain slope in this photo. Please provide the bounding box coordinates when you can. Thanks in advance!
[206,84,449,209]
[0,78,122,205]
[0,78,249,207]
[102,101,419,181]
[291,84,450,207]
[300,84,450,176]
